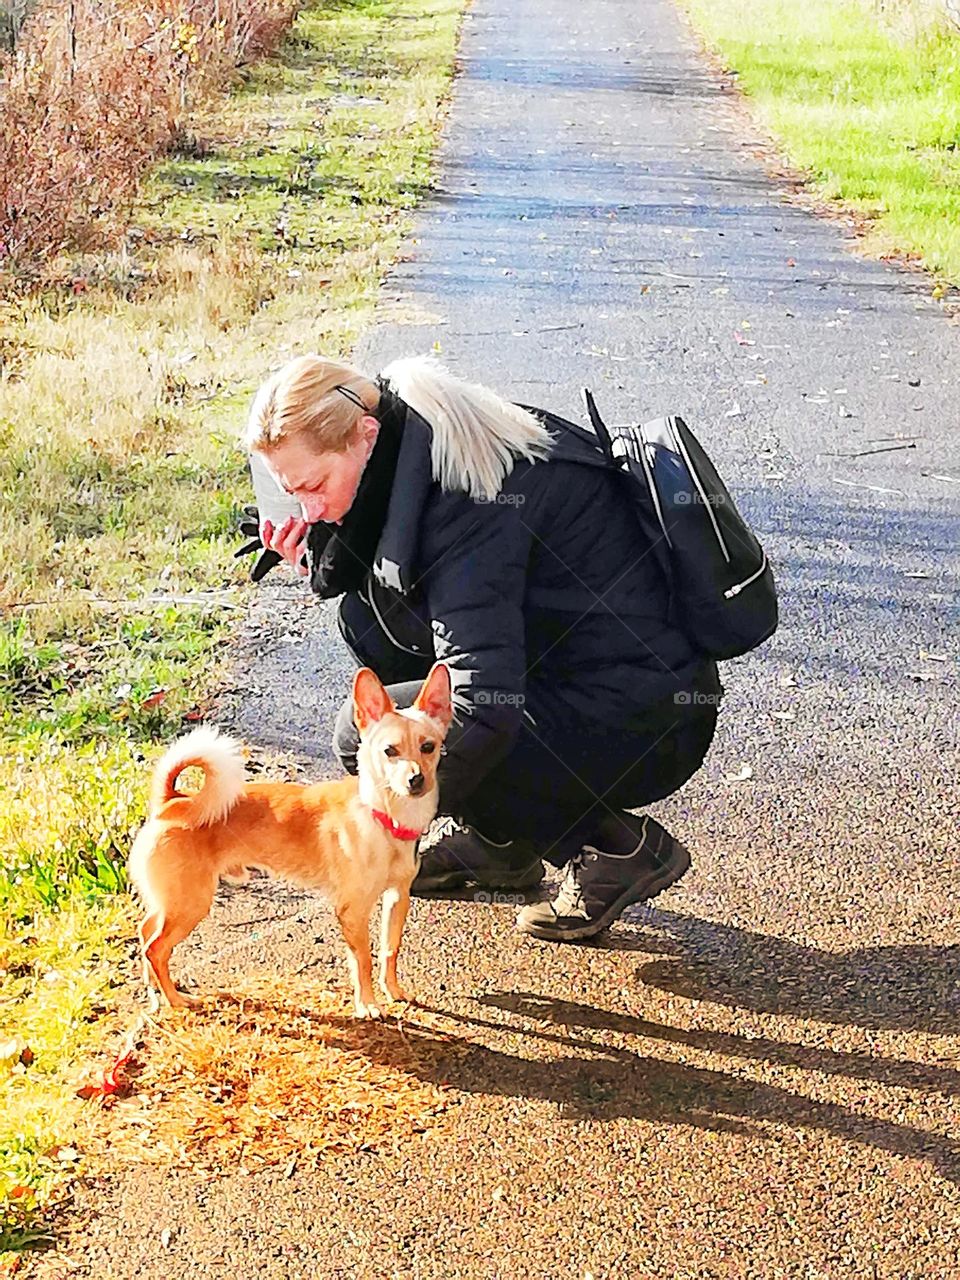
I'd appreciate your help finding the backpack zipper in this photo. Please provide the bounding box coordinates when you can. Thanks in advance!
[670,417,731,565]
[724,550,768,598]
[614,431,672,548]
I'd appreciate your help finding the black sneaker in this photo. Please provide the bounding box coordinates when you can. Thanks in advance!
[413,823,545,895]
[516,815,690,941]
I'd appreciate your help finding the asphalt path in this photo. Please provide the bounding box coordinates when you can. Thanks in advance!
[47,0,960,1275]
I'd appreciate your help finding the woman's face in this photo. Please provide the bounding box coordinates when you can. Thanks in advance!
[262,418,379,525]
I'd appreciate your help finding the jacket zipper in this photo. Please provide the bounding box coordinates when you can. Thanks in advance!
[724,550,768,599]
[365,579,424,655]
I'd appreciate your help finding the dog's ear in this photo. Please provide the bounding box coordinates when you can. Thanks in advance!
[413,662,453,730]
[353,668,396,735]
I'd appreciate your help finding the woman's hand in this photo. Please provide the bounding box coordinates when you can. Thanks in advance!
[261,515,310,578]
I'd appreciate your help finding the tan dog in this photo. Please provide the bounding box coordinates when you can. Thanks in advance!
[129,663,452,1018]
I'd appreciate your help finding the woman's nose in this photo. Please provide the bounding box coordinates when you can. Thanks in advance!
[299,497,325,523]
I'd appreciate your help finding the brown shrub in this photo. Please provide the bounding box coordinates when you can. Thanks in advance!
[0,0,297,270]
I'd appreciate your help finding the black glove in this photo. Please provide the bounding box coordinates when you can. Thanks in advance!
[234,506,283,582]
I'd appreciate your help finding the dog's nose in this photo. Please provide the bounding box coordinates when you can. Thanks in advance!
[408,772,425,795]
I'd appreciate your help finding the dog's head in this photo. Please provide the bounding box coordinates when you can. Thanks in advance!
[353,663,453,800]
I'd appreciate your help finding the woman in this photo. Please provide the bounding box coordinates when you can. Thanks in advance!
[242,354,722,943]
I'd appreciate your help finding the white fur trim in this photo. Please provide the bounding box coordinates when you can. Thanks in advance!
[380,355,553,501]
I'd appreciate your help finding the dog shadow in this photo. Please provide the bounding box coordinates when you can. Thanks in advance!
[376,994,960,1188]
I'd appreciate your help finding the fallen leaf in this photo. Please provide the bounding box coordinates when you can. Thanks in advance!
[724,402,744,418]
[77,1048,135,1100]
[919,651,947,662]
[770,710,796,722]
[733,331,755,346]
[140,688,167,710]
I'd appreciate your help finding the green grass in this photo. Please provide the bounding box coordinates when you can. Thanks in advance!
[679,0,960,283]
[0,0,462,1253]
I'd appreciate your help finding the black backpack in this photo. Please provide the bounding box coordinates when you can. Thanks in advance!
[581,389,778,661]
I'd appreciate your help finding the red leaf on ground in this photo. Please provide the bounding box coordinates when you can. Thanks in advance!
[77,1049,135,1100]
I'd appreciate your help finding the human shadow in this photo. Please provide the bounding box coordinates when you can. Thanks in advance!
[390,998,959,1187]
[610,907,960,1035]
[477,990,960,1095]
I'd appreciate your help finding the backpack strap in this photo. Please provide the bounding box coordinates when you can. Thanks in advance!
[580,387,619,467]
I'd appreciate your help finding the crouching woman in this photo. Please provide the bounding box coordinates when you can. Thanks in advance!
[243,355,722,942]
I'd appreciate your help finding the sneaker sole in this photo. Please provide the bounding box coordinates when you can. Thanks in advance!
[414,862,545,895]
[516,845,691,942]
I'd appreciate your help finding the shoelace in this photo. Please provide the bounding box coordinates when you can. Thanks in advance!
[553,851,598,916]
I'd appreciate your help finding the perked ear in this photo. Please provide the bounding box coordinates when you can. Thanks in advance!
[353,668,396,736]
[413,662,453,729]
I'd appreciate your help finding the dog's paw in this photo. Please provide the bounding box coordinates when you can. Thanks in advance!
[381,982,415,1005]
[170,990,201,1011]
[355,1001,382,1020]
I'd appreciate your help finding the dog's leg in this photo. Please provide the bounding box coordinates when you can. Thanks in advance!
[145,921,199,1009]
[379,884,413,1004]
[144,905,212,1009]
[138,914,161,992]
[336,904,380,1019]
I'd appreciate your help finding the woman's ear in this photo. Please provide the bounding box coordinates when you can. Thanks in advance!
[358,415,380,459]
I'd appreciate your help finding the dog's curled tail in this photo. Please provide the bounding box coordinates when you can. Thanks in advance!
[150,727,246,827]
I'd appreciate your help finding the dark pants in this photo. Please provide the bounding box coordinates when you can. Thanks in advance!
[332,596,720,867]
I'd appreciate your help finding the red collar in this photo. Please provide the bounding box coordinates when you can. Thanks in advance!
[371,809,423,842]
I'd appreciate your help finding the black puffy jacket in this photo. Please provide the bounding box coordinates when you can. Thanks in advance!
[335,403,715,809]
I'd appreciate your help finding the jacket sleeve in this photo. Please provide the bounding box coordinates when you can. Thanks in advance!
[417,492,534,812]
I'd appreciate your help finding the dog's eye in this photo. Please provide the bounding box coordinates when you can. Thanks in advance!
[383,745,399,758]
[421,742,436,754]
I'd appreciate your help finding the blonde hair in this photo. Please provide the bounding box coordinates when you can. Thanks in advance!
[245,353,553,502]
[245,355,376,455]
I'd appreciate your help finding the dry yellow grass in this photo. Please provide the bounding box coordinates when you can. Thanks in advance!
[78,981,465,1174]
